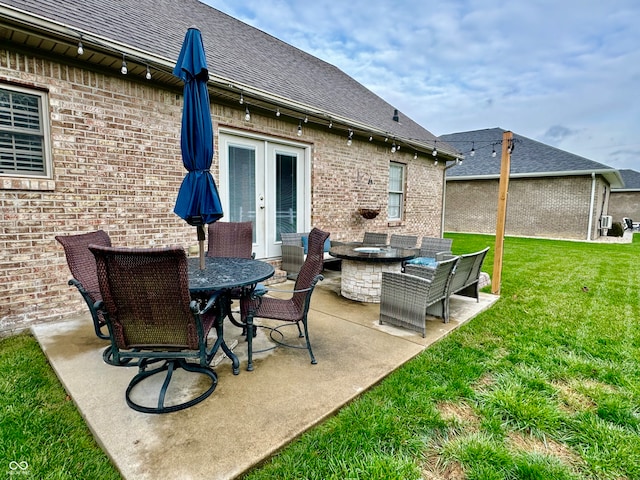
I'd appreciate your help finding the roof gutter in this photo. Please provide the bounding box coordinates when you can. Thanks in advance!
[448,168,624,187]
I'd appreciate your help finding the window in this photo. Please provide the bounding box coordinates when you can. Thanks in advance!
[388,162,405,221]
[0,85,51,177]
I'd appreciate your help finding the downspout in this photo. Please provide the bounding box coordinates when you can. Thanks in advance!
[441,159,461,237]
[587,172,596,241]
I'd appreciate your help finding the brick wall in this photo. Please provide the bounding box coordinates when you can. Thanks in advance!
[609,192,640,225]
[445,175,610,240]
[0,50,444,334]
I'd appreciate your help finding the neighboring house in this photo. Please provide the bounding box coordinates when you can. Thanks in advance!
[0,0,459,333]
[441,128,623,241]
[609,169,640,225]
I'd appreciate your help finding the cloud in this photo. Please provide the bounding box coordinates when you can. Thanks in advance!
[202,0,640,170]
[542,125,577,144]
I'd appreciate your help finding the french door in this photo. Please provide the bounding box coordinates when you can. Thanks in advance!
[217,130,310,258]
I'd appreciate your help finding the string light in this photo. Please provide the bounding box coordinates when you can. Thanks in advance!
[369,135,373,141]
[328,119,332,129]
[492,145,497,157]
[239,92,244,104]
[432,140,438,157]
[297,120,302,136]
[470,142,475,157]
[145,65,152,80]
[276,108,280,117]
[347,129,353,146]
[120,54,127,75]
[391,142,397,153]
[244,106,251,121]
[304,115,308,123]
[414,152,418,159]
[77,41,84,56]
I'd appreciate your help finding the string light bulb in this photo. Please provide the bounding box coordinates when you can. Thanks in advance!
[304,115,308,123]
[297,121,302,136]
[470,142,475,157]
[492,145,497,157]
[328,119,333,129]
[391,142,397,153]
[120,54,127,75]
[244,106,250,121]
[276,108,280,117]
[414,152,418,159]
[369,135,373,141]
[145,65,152,80]
[239,92,244,104]
[347,129,353,146]
[77,41,84,56]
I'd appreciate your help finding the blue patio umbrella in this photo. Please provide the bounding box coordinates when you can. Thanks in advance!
[173,27,223,269]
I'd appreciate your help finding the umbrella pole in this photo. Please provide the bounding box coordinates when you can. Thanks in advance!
[197,225,206,270]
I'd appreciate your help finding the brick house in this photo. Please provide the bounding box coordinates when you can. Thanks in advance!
[609,169,640,226]
[0,0,459,333]
[441,128,623,241]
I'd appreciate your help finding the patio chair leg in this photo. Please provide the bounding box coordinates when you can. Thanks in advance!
[300,317,317,365]
[125,359,218,414]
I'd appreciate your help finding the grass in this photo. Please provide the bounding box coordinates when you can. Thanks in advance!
[1,233,639,479]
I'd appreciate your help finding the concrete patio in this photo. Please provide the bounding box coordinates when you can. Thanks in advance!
[32,270,498,480]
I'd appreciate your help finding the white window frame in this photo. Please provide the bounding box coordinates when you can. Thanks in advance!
[0,83,52,179]
[388,161,406,221]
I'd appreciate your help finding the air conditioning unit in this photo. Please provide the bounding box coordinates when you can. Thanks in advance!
[600,215,613,229]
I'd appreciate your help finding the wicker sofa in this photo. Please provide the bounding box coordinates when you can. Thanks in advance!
[439,247,490,302]
[280,232,339,279]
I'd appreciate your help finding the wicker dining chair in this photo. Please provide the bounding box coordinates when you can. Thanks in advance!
[90,244,223,414]
[362,231,388,245]
[389,234,418,249]
[206,221,256,331]
[380,256,459,337]
[55,230,112,340]
[241,228,330,364]
[207,221,254,259]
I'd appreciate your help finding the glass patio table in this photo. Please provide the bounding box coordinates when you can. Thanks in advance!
[188,257,275,372]
[329,244,418,303]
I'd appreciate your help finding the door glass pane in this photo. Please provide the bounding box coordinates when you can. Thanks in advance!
[228,145,256,242]
[276,152,297,241]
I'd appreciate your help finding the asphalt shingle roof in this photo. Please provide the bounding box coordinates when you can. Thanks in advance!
[0,0,448,152]
[614,169,640,191]
[441,128,622,187]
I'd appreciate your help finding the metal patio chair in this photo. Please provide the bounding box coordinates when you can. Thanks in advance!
[90,244,223,414]
[55,230,112,340]
[241,228,330,364]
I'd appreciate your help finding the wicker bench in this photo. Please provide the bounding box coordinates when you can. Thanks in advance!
[281,232,339,279]
[439,247,490,302]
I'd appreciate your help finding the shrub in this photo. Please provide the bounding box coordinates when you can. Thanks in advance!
[608,221,624,237]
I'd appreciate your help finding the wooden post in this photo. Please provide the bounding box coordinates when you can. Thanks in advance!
[492,130,512,295]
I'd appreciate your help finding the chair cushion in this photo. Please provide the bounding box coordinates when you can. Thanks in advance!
[301,236,331,254]
[406,256,437,267]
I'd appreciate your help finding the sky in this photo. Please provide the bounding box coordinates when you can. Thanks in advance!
[201,0,639,171]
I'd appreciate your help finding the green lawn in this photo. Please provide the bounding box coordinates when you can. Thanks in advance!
[2,233,639,479]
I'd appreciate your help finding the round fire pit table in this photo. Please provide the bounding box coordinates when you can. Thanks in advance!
[329,243,418,303]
